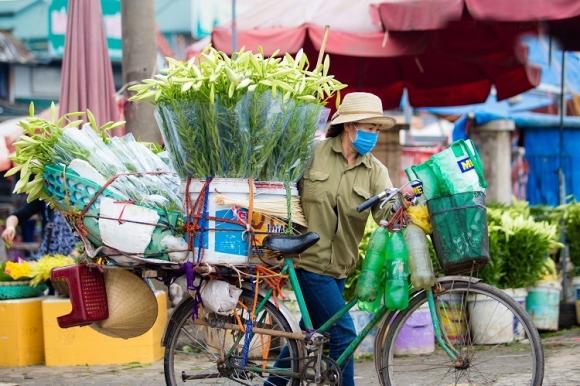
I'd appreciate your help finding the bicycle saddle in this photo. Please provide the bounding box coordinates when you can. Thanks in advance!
[261,232,320,255]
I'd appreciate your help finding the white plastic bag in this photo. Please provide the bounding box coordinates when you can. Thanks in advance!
[200,280,243,315]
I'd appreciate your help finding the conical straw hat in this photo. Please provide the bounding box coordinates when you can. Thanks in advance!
[329,92,396,128]
[90,267,158,339]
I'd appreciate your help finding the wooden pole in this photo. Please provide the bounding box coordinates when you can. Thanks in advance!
[315,25,330,70]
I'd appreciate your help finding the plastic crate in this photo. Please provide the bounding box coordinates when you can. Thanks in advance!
[43,164,123,212]
[43,163,181,228]
[50,265,109,328]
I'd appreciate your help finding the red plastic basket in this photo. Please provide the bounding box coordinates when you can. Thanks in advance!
[50,264,109,328]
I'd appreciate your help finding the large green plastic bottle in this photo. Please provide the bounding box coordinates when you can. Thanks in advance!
[384,230,410,311]
[356,225,388,312]
[405,223,436,289]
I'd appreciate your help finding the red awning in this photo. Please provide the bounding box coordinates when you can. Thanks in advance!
[211,24,427,58]
[374,0,580,50]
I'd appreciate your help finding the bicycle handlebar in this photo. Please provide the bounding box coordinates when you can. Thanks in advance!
[356,180,421,213]
[356,188,401,213]
[356,195,382,212]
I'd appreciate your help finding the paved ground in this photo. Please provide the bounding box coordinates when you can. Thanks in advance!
[1,328,579,386]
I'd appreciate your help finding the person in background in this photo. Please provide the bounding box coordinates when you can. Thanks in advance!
[1,199,78,259]
[269,92,396,386]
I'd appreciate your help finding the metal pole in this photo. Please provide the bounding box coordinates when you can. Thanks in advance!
[559,53,566,205]
[231,0,237,53]
[558,52,570,302]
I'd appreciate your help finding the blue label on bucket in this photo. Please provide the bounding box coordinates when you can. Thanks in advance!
[457,157,475,173]
[215,209,249,256]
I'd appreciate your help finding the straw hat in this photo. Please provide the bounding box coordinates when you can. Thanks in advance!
[90,267,158,339]
[330,92,396,129]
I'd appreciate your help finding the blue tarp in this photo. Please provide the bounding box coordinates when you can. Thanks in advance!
[524,127,580,206]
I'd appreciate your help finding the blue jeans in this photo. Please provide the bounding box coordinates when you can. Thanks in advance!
[266,269,357,386]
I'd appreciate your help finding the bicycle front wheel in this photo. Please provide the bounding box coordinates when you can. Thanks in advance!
[376,279,544,386]
[164,289,302,386]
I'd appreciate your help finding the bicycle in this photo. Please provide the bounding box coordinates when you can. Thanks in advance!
[161,184,544,386]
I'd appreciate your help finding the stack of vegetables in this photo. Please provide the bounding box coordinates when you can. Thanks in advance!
[7,106,188,263]
[129,46,345,181]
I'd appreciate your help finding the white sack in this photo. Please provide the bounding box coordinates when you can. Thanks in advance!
[161,235,191,263]
[99,197,159,254]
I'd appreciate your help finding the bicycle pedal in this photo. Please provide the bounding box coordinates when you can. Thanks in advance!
[305,331,329,346]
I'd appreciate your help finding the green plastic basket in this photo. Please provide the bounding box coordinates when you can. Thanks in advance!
[427,191,489,274]
[43,163,124,212]
[43,163,182,228]
[0,281,48,300]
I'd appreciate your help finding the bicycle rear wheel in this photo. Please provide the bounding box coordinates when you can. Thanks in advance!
[164,289,302,386]
[376,279,544,386]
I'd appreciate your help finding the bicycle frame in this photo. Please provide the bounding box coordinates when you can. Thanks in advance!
[251,257,458,372]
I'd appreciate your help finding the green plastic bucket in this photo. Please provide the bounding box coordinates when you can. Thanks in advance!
[427,191,489,274]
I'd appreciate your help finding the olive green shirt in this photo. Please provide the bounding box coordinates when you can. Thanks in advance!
[297,134,393,278]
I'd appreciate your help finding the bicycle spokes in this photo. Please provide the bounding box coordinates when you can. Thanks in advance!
[380,280,542,386]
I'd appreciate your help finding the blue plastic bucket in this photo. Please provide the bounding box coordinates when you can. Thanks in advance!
[526,281,561,331]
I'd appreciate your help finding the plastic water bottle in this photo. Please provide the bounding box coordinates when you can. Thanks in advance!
[405,223,436,289]
[384,231,410,311]
[356,225,388,311]
[358,294,382,313]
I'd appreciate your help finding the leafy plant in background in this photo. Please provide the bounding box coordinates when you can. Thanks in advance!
[528,201,580,275]
[481,212,560,289]
[129,46,346,181]
[564,203,580,274]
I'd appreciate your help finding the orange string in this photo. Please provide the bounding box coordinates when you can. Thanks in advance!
[251,270,260,320]
[234,308,246,333]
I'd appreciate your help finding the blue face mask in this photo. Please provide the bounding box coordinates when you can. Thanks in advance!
[351,127,379,155]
